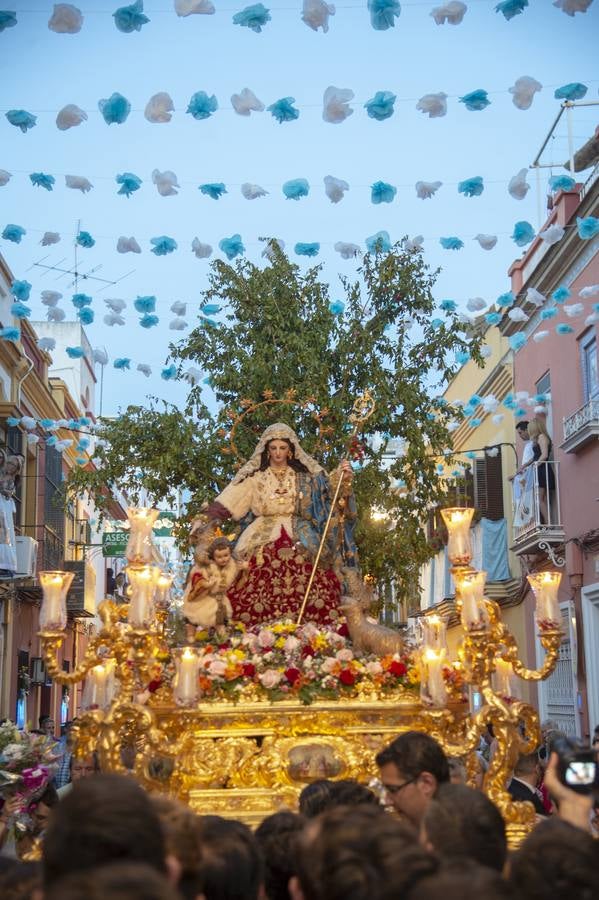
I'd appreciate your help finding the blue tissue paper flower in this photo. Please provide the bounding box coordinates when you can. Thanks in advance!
[368,0,401,30]
[47,436,58,447]
[440,299,457,312]
[66,346,85,359]
[203,376,214,386]
[219,234,245,259]
[150,235,178,256]
[186,91,218,120]
[556,323,574,335]
[549,174,575,193]
[366,231,391,253]
[201,304,221,315]
[534,393,546,404]
[2,224,26,243]
[113,358,131,369]
[134,295,156,313]
[364,91,396,121]
[283,179,310,201]
[495,0,528,20]
[455,350,470,365]
[371,181,397,204]
[497,291,515,308]
[200,183,227,200]
[459,90,490,112]
[116,172,142,197]
[78,437,90,449]
[139,313,159,328]
[267,97,299,123]
[0,11,17,31]
[11,303,31,319]
[470,418,482,428]
[76,231,95,249]
[540,307,558,320]
[7,416,20,426]
[11,280,31,301]
[431,318,444,329]
[201,317,219,327]
[436,463,444,473]
[458,176,484,198]
[6,109,37,132]
[512,407,526,418]
[72,293,92,309]
[552,286,570,303]
[78,308,94,325]
[295,243,320,257]
[593,303,599,314]
[509,333,527,351]
[577,216,599,239]
[462,405,475,417]
[39,418,55,429]
[161,364,178,381]
[75,456,88,466]
[30,172,55,191]
[554,82,587,101]
[113,0,150,32]
[232,3,271,31]
[329,300,345,315]
[440,237,464,250]
[485,312,502,325]
[468,394,482,408]
[79,417,91,427]
[512,221,535,246]
[98,93,131,125]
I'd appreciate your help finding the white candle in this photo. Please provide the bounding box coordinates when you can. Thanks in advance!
[527,571,561,628]
[90,664,107,707]
[422,648,447,707]
[422,615,447,652]
[127,565,160,628]
[494,659,514,697]
[126,507,159,565]
[174,648,199,706]
[441,508,474,566]
[456,571,487,630]
[154,573,173,609]
[39,571,74,631]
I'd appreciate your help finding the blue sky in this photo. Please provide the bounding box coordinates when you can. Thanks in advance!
[1,1,598,416]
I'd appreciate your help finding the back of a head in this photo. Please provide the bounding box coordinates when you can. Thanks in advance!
[43,774,166,888]
[44,862,180,900]
[514,752,539,778]
[0,861,42,900]
[296,803,425,900]
[150,795,201,900]
[375,731,450,783]
[406,861,512,900]
[423,783,507,872]
[255,811,304,900]
[298,779,335,818]
[193,815,263,900]
[508,818,599,900]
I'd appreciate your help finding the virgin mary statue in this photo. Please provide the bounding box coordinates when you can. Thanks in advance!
[198,423,358,626]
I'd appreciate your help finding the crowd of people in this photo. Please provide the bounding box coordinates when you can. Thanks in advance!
[0,725,597,900]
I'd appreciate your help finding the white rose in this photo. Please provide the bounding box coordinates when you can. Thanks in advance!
[336,648,354,662]
[208,659,227,677]
[321,657,338,674]
[366,661,383,676]
[284,636,301,654]
[259,669,283,689]
[258,629,276,648]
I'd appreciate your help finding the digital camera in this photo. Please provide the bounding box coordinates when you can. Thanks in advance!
[552,735,599,796]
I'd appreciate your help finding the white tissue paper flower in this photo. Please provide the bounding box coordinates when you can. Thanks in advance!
[41,232,61,245]
[466,297,486,312]
[38,337,57,352]
[553,0,593,16]
[169,318,188,330]
[533,331,549,343]
[539,223,565,245]
[144,92,175,124]
[170,301,187,316]
[416,93,447,118]
[92,347,109,365]
[430,1,467,24]
[231,88,264,116]
[508,308,529,322]
[191,238,213,258]
[0,170,11,186]
[486,447,500,458]
[457,312,473,325]
[447,421,459,433]
[508,168,530,200]
[48,4,83,33]
[334,241,360,259]
[27,434,41,445]
[116,236,141,254]
[492,413,504,424]
[322,86,354,124]
[104,298,127,313]
[516,391,529,402]
[184,366,202,384]
[20,416,37,430]
[585,312,599,326]
[302,0,335,31]
[137,363,152,377]
[509,76,542,110]
[262,239,286,261]
[324,175,349,203]
[415,180,442,199]
[564,303,585,317]
[152,169,180,196]
[480,345,493,359]
[526,288,546,307]
[474,233,498,250]
[65,174,93,192]
[47,307,66,322]
[482,395,499,413]
[405,235,424,252]
[41,290,62,306]
[56,104,88,130]
[175,0,215,14]
[241,183,268,199]
[54,440,74,453]
[579,284,599,298]
[104,313,125,326]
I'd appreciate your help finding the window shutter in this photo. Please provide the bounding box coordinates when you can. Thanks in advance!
[474,459,488,514]
[484,448,504,520]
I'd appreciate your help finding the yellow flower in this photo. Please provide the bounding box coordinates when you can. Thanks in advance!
[275,637,286,649]
[312,634,328,651]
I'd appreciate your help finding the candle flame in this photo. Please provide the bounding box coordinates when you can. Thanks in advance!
[182,647,196,661]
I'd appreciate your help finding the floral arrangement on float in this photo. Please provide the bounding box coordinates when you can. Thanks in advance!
[0,721,61,833]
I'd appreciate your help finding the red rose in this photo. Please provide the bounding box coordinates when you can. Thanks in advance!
[148,679,162,693]
[242,663,256,678]
[336,623,350,638]
[339,669,356,686]
[301,645,315,658]
[285,667,301,685]
[218,643,230,651]
[388,661,407,677]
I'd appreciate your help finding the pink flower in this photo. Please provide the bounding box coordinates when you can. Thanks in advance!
[259,669,283,689]
[258,629,276,649]
[283,635,301,654]
[321,657,338,674]
[208,659,227,677]
[336,648,354,662]
[242,633,260,653]
[22,766,49,792]
[366,660,383,676]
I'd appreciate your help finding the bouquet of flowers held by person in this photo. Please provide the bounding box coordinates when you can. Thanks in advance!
[0,721,61,835]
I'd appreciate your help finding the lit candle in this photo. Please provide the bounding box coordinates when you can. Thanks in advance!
[421,648,447,707]
[422,615,447,652]
[174,647,199,706]
[154,573,173,609]
[125,507,159,565]
[527,571,561,628]
[126,565,161,628]
[39,571,75,632]
[494,659,515,698]
[441,507,474,566]
[455,570,487,630]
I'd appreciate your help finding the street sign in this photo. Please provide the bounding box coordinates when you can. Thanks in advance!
[102,531,128,558]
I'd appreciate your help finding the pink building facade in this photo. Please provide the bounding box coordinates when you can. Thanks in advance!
[503,175,599,739]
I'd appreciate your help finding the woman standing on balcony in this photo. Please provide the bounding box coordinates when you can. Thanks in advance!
[529,418,555,525]
[512,421,535,528]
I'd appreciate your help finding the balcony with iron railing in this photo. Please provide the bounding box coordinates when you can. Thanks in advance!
[561,397,599,454]
[511,460,565,563]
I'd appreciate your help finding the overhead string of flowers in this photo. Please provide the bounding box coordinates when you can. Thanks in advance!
[2,79,594,135]
[0,0,593,40]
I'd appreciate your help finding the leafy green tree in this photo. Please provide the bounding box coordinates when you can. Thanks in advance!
[66,241,476,604]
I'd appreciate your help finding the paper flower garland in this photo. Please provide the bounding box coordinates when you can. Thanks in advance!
[440,237,464,250]
[113,1,150,33]
[6,110,37,132]
[552,286,571,303]
[431,1,467,24]
[241,183,268,199]
[187,91,218,120]
[77,230,95,248]
[152,169,179,196]
[324,176,349,203]
[368,0,401,30]
[329,300,345,315]
[137,363,152,376]
[508,168,530,200]
[0,170,11,186]
[231,88,264,116]
[549,174,576,193]
[2,224,26,243]
[116,172,142,197]
[65,175,93,192]
[416,181,442,199]
[117,236,141,253]
[495,0,528,20]
[365,91,396,121]
[72,293,92,308]
[512,221,535,246]
[0,328,21,342]
[459,90,490,111]
[145,92,175,123]
[577,217,599,239]
[556,323,574,335]
[175,0,215,14]
[11,303,31,319]
[133,295,156,314]
[114,358,131,370]
[48,308,66,322]
[139,314,159,328]
[233,3,271,31]
[334,241,360,259]
[295,242,320,257]
[11,280,32,302]
[553,0,593,14]
[48,4,83,33]
[302,0,335,31]
[56,104,88,130]
[366,231,391,253]
[283,178,310,200]
[78,308,94,325]
[150,235,178,255]
[0,11,17,30]
[268,97,299,123]
[219,234,245,259]
[200,182,227,199]
[41,232,61,245]
[371,181,396,204]
[458,176,484,197]
[191,238,213,258]
[161,365,178,381]
[509,76,542,110]
[554,82,587,100]
[416,93,447,118]
[322,86,354,124]
[475,234,498,250]
[105,298,127,313]
[99,93,131,125]
[66,346,85,358]
[30,173,55,191]
[539,223,565,245]
[104,313,125,326]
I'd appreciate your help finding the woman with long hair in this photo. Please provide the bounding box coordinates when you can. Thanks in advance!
[528,418,555,525]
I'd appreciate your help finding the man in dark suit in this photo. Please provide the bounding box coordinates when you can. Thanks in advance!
[508,752,549,816]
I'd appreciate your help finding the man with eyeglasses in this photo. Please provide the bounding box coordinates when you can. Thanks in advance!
[57,752,100,798]
[375,731,449,829]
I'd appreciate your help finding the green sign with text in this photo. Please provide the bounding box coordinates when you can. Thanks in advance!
[102,531,128,558]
